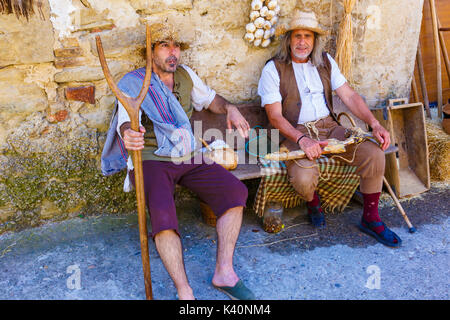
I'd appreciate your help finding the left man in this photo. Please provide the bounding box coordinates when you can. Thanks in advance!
[104,22,254,300]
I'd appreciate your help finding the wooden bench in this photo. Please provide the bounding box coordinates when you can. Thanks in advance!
[190,103,267,181]
[189,99,400,225]
[190,98,398,182]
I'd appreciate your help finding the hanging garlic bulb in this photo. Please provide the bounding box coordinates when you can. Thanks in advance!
[263,20,272,30]
[251,0,263,11]
[261,39,271,48]
[260,6,269,17]
[254,17,265,29]
[266,10,275,20]
[263,29,272,39]
[246,22,256,33]
[244,0,280,48]
[269,15,278,26]
[267,0,277,10]
[244,32,255,43]
[254,28,264,39]
[249,10,260,21]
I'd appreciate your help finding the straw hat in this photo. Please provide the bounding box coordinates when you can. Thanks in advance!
[150,22,190,50]
[275,11,328,37]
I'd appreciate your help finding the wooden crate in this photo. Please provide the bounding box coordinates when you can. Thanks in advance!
[372,99,430,198]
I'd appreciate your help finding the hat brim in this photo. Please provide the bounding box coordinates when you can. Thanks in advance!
[151,39,190,51]
[275,24,329,37]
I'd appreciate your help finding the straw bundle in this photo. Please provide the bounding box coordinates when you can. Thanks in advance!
[335,0,356,84]
[426,120,450,181]
[0,0,44,20]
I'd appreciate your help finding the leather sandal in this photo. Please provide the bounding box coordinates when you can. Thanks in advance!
[213,280,255,300]
[307,203,326,228]
[358,218,402,248]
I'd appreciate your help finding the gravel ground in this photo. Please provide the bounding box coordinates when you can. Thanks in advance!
[0,183,448,300]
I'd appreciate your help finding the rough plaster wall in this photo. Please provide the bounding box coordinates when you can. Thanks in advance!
[352,0,424,106]
[0,0,423,233]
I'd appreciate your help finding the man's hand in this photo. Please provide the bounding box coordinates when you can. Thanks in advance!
[226,105,250,138]
[122,124,146,151]
[371,122,390,151]
[298,136,329,161]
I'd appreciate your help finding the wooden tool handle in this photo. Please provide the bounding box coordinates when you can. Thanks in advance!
[95,24,154,300]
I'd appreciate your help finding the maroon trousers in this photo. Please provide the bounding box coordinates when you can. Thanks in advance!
[130,159,248,238]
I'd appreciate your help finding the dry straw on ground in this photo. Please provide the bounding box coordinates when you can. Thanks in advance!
[426,120,450,181]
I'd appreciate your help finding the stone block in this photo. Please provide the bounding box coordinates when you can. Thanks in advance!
[54,57,86,69]
[0,8,54,67]
[60,38,80,48]
[77,8,110,26]
[130,0,193,13]
[54,61,131,83]
[47,110,69,123]
[0,67,48,116]
[75,21,115,32]
[65,86,96,104]
[88,26,146,57]
[54,47,84,58]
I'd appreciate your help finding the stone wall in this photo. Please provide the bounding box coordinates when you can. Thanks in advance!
[0,0,423,233]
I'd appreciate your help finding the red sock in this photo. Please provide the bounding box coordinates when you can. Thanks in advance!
[362,192,384,233]
[306,192,321,214]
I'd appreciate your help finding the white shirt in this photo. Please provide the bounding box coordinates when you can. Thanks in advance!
[116,64,216,191]
[257,53,347,124]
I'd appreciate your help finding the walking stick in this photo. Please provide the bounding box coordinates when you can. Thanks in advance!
[96,25,154,300]
[383,177,416,233]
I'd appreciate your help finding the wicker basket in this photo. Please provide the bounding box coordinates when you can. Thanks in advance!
[200,201,217,227]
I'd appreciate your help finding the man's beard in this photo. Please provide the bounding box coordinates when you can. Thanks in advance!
[155,55,178,73]
[292,46,312,61]
[165,55,178,71]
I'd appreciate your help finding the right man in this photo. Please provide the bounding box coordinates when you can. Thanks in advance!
[257,11,401,247]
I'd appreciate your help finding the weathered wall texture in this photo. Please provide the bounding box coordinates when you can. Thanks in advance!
[0,0,423,233]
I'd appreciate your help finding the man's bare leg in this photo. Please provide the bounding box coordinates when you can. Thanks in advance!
[154,229,195,300]
[212,206,243,287]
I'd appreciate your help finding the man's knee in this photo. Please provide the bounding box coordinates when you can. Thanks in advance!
[288,164,318,190]
[227,178,248,203]
[287,166,318,200]
[154,229,180,242]
[359,142,385,174]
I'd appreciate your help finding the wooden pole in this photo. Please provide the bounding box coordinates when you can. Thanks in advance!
[383,177,416,233]
[411,76,419,103]
[428,0,442,118]
[437,17,450,82]
[416,42,432,118]
[96,25,154,300]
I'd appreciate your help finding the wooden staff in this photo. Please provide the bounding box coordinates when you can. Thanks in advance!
[96,25,153,300]
[428,0,442,118]
[438,17,450,82]
[383,177,416,233]
[416,41,432,118]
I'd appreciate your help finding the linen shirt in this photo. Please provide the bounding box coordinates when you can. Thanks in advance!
[257,53,347,124]
[115,64,216,191]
